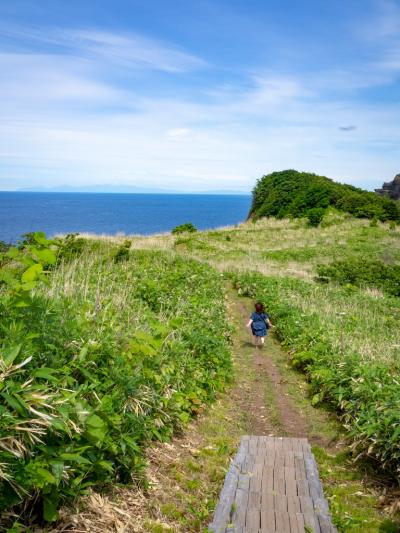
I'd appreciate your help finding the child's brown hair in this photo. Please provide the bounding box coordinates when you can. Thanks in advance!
[255,302,265,313]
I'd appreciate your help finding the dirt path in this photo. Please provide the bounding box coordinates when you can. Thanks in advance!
[55,287,396,532]
[235,297,309,438]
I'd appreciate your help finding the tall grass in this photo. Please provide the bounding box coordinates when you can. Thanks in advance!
[230,271,400,477]
[0,243,231,524]
[141,212,399,476]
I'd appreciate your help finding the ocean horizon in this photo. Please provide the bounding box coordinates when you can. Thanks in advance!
[0,192,252,243]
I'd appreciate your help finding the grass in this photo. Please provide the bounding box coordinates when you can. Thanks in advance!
[57,283,255,532]
[3,211,399,530]
[0,242,232,526]
[90,211,400,279]
[139,288,399,532]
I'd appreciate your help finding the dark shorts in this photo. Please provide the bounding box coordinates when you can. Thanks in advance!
[252,328,268,337]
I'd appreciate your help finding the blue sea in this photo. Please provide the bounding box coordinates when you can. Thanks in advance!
[0,192,252,243]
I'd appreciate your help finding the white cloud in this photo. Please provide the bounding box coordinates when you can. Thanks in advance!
[0,18,400,192]
[0,24,206,73]
[67,29,207,73]
[0,53,122,106]
[166,128,192,138]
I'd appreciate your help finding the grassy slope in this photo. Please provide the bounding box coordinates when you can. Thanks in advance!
[110,214,400,368]
[124,213,399,529]
[0,243,232,526]
[3,214,399,530]
[57,286,397,532]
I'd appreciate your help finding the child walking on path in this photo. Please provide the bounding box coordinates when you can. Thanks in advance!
[246,302,273,347]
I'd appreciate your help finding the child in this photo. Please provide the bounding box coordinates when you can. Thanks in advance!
[246,302,273,347]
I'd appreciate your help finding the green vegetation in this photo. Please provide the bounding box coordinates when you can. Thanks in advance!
[230,271,400,478]
[317,258,400,297]
[0,233,231,524]
[138,288,398,533]
[249,169,400,222]
[2,170,400,530]
[172,222,197,234]
[306,206,325,227]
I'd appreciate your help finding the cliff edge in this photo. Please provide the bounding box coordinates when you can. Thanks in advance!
[375,174,400,200]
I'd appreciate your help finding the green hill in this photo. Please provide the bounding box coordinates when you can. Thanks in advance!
[249,169,400,222]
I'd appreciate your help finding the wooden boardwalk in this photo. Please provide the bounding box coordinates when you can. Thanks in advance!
[209,436,336,533]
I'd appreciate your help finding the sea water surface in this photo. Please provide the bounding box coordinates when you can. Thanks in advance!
[0,192,252,243]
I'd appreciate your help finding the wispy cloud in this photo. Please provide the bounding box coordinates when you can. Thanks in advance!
[370,0,400,38]
[0,5,400,192]
[0,53,122,107]
[356,0,400,76]
[0,24,207,72]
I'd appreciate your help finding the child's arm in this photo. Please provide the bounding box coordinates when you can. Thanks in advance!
[267,318,274,328]
[246,319,253,328]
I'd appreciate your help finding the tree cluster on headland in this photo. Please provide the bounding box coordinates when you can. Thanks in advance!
[249,169,400,222]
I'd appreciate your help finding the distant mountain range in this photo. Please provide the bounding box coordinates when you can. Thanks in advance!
[15,184,250,195]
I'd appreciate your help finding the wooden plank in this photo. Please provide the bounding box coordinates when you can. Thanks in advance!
[288,511,303,533]
[260,506,275,532]
[275,510,291,532]
[242,455,256,473]
[292,439,303,453]
[299,496,314,515]
[261,492,274,510]
[313,497,330,515]
[208,463,239,531]
[248,435,259,454]
[304,454,324,502]
[273,465,285,495]
[262,465,274,494]
[297,479,310,497]
[284,467,297,496]
[284,452,295,468]
[265,438,275,458]
[303,512,321,533]
[274,494,287,513]
[300,438,311,453]
[287,495,301,514]
[246,506,261,531]
[294,456,307,480]
[303,453,335,530]
[250,470,263,493]
[210,436,336,532]
[293,512,306,533]
[248,490,262,508]
[318,514,337,533]
[232,487,248,528]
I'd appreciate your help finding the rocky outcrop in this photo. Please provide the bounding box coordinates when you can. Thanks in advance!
[375,174,400,200]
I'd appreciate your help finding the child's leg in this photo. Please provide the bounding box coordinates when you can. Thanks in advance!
[253,335,260,346]
[260,336,265,345]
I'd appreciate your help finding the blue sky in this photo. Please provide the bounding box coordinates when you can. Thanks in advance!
[0,0,399,192]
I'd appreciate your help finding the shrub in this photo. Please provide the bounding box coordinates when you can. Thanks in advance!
[113,240,132,263]
[56,233,86,262]
[317,258,400,297]
[0,238,231,524]
[306,207,325,227]
[172,222,197,234]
